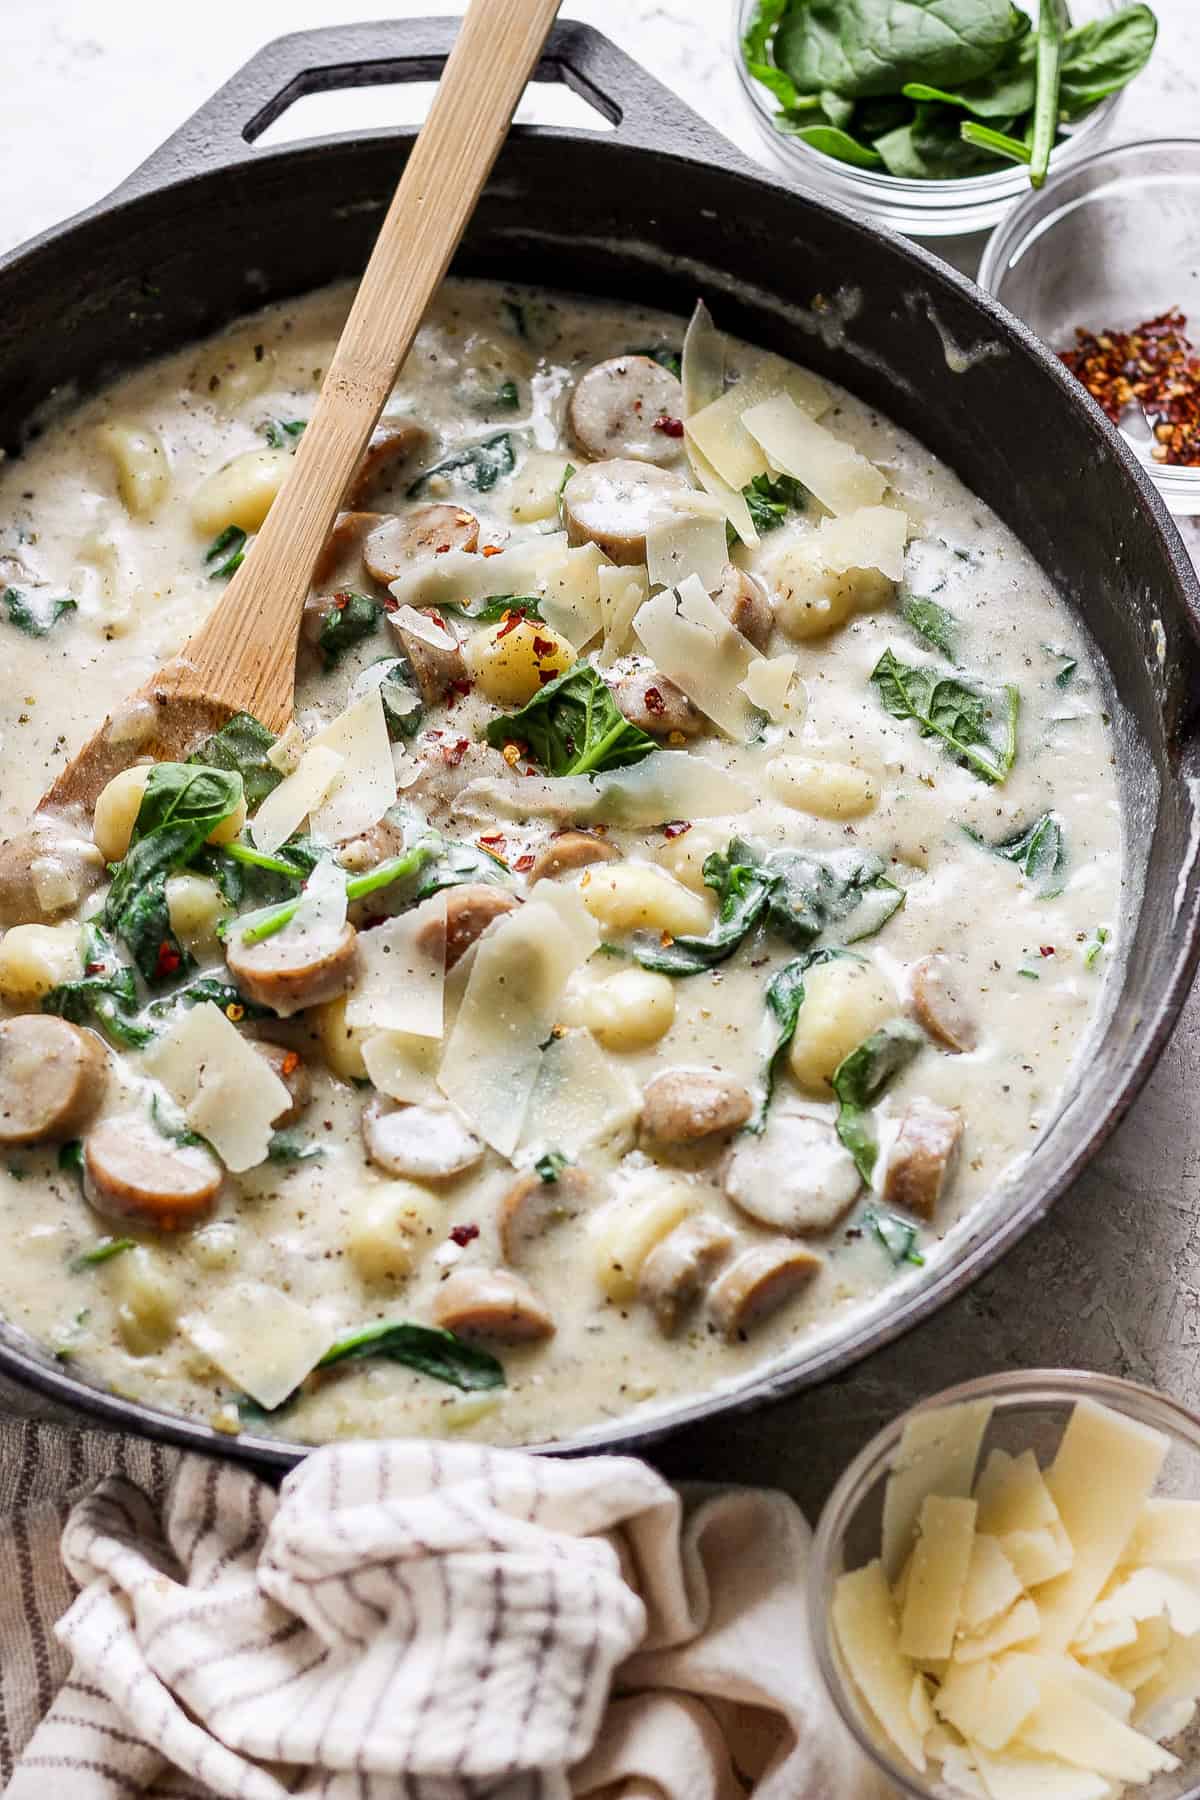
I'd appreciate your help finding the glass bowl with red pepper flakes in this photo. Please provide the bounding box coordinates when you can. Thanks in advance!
[979,138,1200,515]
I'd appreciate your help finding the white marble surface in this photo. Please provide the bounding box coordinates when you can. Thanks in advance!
[1,0,1200,1512]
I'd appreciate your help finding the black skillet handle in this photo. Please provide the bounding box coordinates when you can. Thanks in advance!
[111,16,757,201]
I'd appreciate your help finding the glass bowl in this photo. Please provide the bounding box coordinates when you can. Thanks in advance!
[732,0,1124,239]
[978,138,1200,517]
[808,1370,1200,1800]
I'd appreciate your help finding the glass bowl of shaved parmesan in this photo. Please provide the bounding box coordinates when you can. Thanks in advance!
[809,1370,1200,1800]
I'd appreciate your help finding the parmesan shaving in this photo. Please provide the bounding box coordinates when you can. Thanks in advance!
[146,1001,290,1172]
[831,1560,927,1772]
[644,491,729,595]
[451,751,752,829]
[518,1027,640,1157]
[881,1399,993,1578]
[741,393,887,516]
[346,892,447,1038]
[182,1281,328,1411]
[387,535,565,613]
[740,653,800,721]
[633,573,760,738]
[362,1030,441,1103]
[238,856,347,952]
[539,542,608,649]
[817,505,909,581]
[684,356,829,492]
[307,688,396,844]
[680,297,725,420]
[597,563,649,666]
[901,1495,977,1660]
[690,441,759,548]
[249,743,343,855]
[391,603,462,652]
[1123,1500,1200,1567]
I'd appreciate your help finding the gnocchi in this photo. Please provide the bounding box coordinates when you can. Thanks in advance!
[766,538,894,641]
[787,958,899,1094]
[313,991,371,1082]
[589,1175,697,1301]
[568,967,676,1052]
[0,923,82,1005]
[508,450,572,524]
[346,1179,441,1283]
[579,862,714,936]
[190,447,293,536]
[96,420,171,518]
[653,823,726,895]
[109,1246,180,1356]
[92,766,246,863]
[465,615,576,705]
[165,874,227,953]
[767,753,880,819]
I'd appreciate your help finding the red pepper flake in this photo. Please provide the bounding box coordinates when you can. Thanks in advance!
[1040,945,1056,958]
[532,635,557,658]
[449,1223,479,1247]
[662,820,692,839]
[478,832,507,849]
[85,960,104,976]
[225,1002,245,1022]
[659,930,675,948]
[496,608,525,639]
[481,544,504,558]
[332,591,350,612]
[644,685,666,716]
[420,607,452,634]
[513,853,535,873]
[537,667,557,685]
[281,1051,301,1076]
[434,542,452,555]
[653,414,685,438]
[440,737,470,768]
[445,676,474,707]
[1060,308,1200,466]
[155,940,182,978]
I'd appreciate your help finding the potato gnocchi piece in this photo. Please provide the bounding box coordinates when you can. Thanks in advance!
[653,823,726,895]
[787,958,899,1095]
[108,1246,181,1356]
[465,616,576,706]
[589,1175,697,1301]
[508,450,573,524]
[165,874,228,954]
[313,991,372,1082]
[579,862,713,937]
[96,420,171,518]
[767,753,880,820]
[190,446,292,536]
[92,765,245,864]
[0,922,82,1004]
[346,1179,442,1282]
[567,968,676,1053]
[766,536,894,641]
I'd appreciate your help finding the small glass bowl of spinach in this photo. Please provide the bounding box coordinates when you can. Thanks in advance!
[733,0,1153,238]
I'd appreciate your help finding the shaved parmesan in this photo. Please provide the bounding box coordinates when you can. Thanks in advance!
[597,562,649,665]
[817,505,909,581]
[832,1560,927,1772]
[882,1399,994,1579]
[249,743,342,855]
[183,1281,328,1411]
[1002,1528,1075,1590]
[1096,1567,1200,1638]
[437,900,593,1156]
[684,357,828,492]
[973,1746,1115,1799]
[361,1029,440,1103]
[954,1596,1042,1665]
[977,1450,1064,1537]
[539,542,608,650]
[146,1001,289,1172]
[911,1672,937,1737]
[680,298,725,420]
[1124,1500,1200,1567]
[266,720,305,775]
[387,534,564,613]
[346,893,446,1038]
[962,1537,1025,1634]
[1112,1615,1171,1666]
[967,1659,1042,1751]
[452,750,752,830]
[1135,1630,1200,1727]
[307,689,396,844]
[519,1027,640,1157]
[902,1495,977,1660]
[645,491,729,595]
[238,855,347,955]
[1037,1403,1169,1654]
[936,1661,995,1740]
[742,393,887,516]
[941,1743,989,1798]
[1074,1614,1141,1658]
[690,440,759,549]
[526,877,601,960]
[633,573,760,738]
[391,603,461,651]
[1018,1678,1179,1783]
[740,652,800,721]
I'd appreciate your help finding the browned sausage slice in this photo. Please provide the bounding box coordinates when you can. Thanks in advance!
[363,506,480,586]
[361,1097,484,1181]
[637,1213,734,1336]
[83,1117,222,1231]
[312,510,387,588]
[708,1243,822,1340]
[612,668,704,739]
[882,1098,963,1220]
[715,564,773,651]
[0,1016,107,1146]
[386,609,467,705]
[640,1069,754,1146]
[432,1268,555,1343]
[225,921,359,1018]
[910,956,976,1054]
[526,831,620,885]
[568,356,686,466]
[345,421,430,507]
[254,1043,312,1127]
[0,823,105,927]
[498,1163,592,1263]
[414,883,520,971]
[561,459,688,566]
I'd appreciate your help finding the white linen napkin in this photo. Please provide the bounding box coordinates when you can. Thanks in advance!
[0,1419,888,1799]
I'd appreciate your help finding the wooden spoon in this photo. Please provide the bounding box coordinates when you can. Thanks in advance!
[44,0,562,813]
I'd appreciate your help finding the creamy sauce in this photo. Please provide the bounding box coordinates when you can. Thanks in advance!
[0,279,1121,1446]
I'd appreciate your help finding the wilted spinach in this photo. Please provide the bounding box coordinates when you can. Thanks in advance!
[871,648,1018,784]
[407,432,516,497]
[902,594,958,660]
[965,810,1065,895]
[625,344,684,379]
[317,1321,504,1390]
[316,591,383,668]
[42,924,151,1049]
[262,418,307,449]
[833,1020,926,1181]
[741,470,809,534]
[437,593,545,625]
[484,663,657,777]
[3,587,76,636]
[70,1236,136,1273]
[864,1206,925,1266]
[750,946,851,1130]
[204,526,247,580]
[189,711,282,808]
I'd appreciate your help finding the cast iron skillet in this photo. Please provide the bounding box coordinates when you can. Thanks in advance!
[1,21,1198,1470]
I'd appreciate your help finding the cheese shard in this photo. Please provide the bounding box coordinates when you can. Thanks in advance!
[1000,1528,1075,1590]
[633,573,760,738]
[832,1559,927,1772]
[387,533,564,613]
[1135,1630,1200,1730]
[817,505,909,581]
[346,893,446,1038]
[452,751,752,830]
[437,900,593,1156]
[1123,1499,1200,1566]
[954,1596,1041,1665]
[972,1745,1115,1800]
[1037,1401,1169,1653]
[308,688,396,843]
[539,542,608,650]
[361,1030,440,1103]
[680,297,725,420]
[518,1027,640,1158]
[881,1399,994,1579]
[1018,1676,1180,1783]
[742,393,887,516]
[901,1495,978,1660]
[961,1536,1025,1634]
[249,742,343,855]
[183,1281,328,1411]
[935,1660,994,1740]
[1095,1565,1200,1638]
[968,1658,1042,1750]
[597,563,649,666]
[740,653,800,722]
[645,491,729,595]
[146,1000,289,1173]
[684,357,829,492]
[976,1449,1063,1537]
[690,441,758,549]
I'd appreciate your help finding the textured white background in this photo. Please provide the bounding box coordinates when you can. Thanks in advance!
[1,0,1199,1510]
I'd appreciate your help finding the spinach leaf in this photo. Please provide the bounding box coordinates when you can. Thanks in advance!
[819,87,857,126]
[853,95,920,135]
[262,418,306,449]
[876,102,1009,176]
[751,946,851,1130]
[1030,0,1067,187]
[902,594,958,659]
[959,119,1032,162]
[1084,925,1110,969]
[57,1142,85,1192]
[205,526,247,580]
[1043,643,1078,687]
[742,471,809,534]
[189,712,282,809]
[965,810,1065,895]
[774,0,1023,100]
[766,846,903,947]
[438,593,545,625]
[144,975,273,1024]
[781,121,883,166]
[535,1150,570,1183]
[634,839,778,975]
[317,1321,505,1391]
[494,380,520,412]
[1058,2,1156,114]
[626,344,684,379]
[407,433,516,498]
[267,1132,324,1164]
[742,0,803,106]
[316,591,382,668]
[42,924,152,1049]
[484,663,656,777]
[864,1206,925,1266]
[104,763,244,980]
[871,648,1018,784]
[353,657,424,740]
[200,834,319,909]
[3,587,77,636]
[832,1019,925,1181]
[70,1236,136,1272]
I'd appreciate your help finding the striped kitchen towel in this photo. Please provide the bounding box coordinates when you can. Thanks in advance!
[0,1420,885,1798]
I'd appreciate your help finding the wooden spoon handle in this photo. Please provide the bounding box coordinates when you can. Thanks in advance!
[180,0,562,732]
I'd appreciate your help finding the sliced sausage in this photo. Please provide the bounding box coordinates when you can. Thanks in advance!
[640,1069,754,1146]
[225,921,359,1018]
[709,1242,822,1340]
[363,506,480,585]
[432,1267,555,1343]
[386,609,467,705]
[415,883,520,971]
[716,563,773,651]
[882,1098,963,1220]
[83,1117,222,1231]
[637,1213,734,1336]
[724,1111,861,1234]
[361,1097,484,1181]
[254,1043,312,1127]
[526,831,620,885]
[345,421,430,508]
[0,1016,107,1146]
[612,668,704,739]
[0,822,105,927]
[568,355,686,466]
[910,956,976,1054]
[312,510,387,588]
[561,459,688,566]
[498,1163,592,1263]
